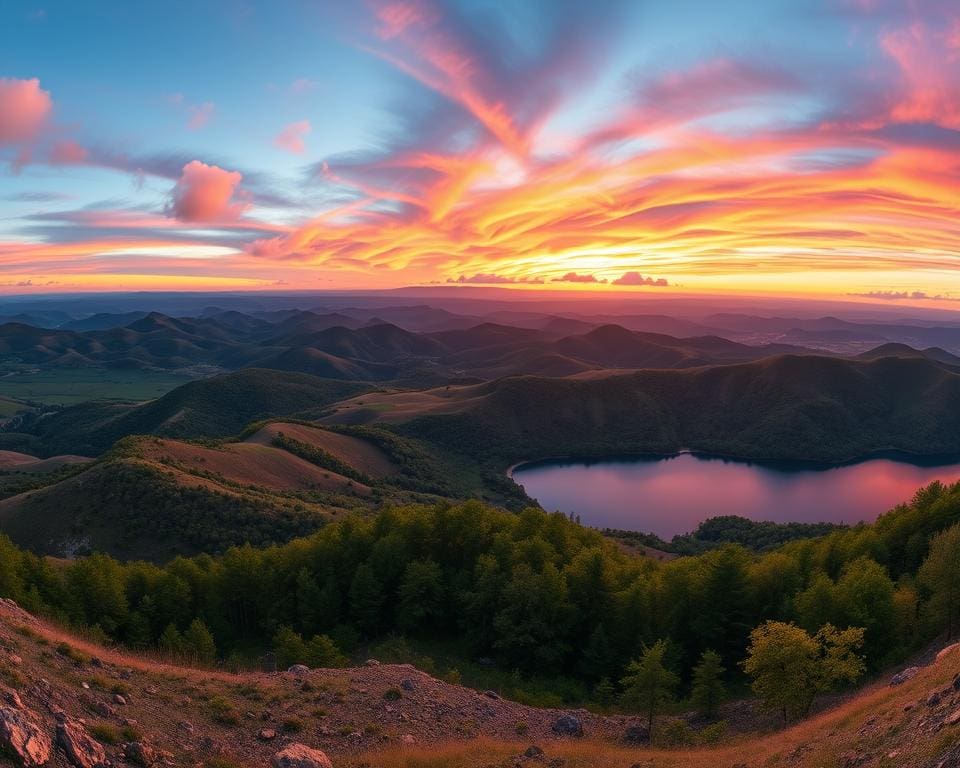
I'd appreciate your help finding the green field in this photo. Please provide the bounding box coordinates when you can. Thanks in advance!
[0,369,194,405]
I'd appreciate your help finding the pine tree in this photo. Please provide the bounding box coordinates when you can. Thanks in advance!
[158,623,184,658]
[619,640,679,734]
[919,524,960,638]
[183,618,217,664]
[690,649,726,718]
[348,564,385,636]
[581,623,616,682]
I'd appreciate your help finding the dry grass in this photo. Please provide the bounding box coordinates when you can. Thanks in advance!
[246,422,397,478]
[343,647,960,768]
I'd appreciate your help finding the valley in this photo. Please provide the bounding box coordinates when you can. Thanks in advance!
[0,296,959,767]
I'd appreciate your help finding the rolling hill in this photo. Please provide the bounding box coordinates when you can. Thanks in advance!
[0,369,370,457]
[324,354,960,465]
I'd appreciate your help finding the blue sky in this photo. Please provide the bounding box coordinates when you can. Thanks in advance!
[0,0,958,299]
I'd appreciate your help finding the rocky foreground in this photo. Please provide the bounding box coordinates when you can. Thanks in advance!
[2,597,960,768]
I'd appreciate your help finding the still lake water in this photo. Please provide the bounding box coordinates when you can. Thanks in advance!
[510,453,960,538]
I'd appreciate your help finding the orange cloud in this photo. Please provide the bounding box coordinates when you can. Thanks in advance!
[169,161,247,222]
[0,77,52,144]
[274,120,311,154]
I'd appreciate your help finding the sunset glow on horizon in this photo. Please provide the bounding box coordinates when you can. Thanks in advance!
[1,0,959,301]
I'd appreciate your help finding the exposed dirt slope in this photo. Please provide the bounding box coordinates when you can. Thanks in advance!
[2,600,960,768]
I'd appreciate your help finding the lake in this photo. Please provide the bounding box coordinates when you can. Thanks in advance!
[510,453,960,538]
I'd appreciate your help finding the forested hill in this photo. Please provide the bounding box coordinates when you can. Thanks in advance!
[376,354,960,465]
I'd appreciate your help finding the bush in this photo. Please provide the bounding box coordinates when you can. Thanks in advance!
[207,696,239,726]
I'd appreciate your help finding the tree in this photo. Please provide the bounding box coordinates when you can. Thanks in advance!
[273,625,307,668]
[158,623,184,658]
[919,524,960,638]
[493,563,572,669]
[690,649,726,719]
[348,564,385,636]
[833,558,896,666]
[619,640,679,734]
[742,621,865,723]
[305,634,347,668]
[183,618,217,664]
[397,559,445,633]
[581,623,616,683]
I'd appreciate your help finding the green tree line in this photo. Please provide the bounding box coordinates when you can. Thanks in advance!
[1,480,959,705]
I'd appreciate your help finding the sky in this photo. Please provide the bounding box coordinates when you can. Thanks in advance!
[0,0,959,302]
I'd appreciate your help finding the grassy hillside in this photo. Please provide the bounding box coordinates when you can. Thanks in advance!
[0,417,519,560]
[0,369,370,457]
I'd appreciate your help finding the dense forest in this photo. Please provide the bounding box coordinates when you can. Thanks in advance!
[1,478,959,712]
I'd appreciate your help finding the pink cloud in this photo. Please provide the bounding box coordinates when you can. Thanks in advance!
[880,19,960,129]
[49,140,89,165]
[169,160,246,222]
[187,102,215,130]
[612,271,669,287]
[0,77,52,144]
[552,272,607,284]
[274,120,311,154]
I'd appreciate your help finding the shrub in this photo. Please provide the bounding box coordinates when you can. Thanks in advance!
[207,696,240,726]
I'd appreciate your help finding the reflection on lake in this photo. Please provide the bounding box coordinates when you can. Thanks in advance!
[510,453,960,538]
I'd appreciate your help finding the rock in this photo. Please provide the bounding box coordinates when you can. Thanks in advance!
[143,687,158,697]
[623,724,650,744]
[944,709,960,727]
[57,719,107,768]
[400,734,415,745]
[1,690,23,708]
[286,665,309,677]
[257,728,277,741]
[400,679,416,692]
[484,690,500,700]
[91,701,117,718]
[113,694,127,705]
[176,720,194,734]
[0,705,53,767]
[928,691,943,707]
[7,654,22,666]
[523,745,544,759]
[364,659,381,667]
[123,741,156,767]
[890,667,920,686]
[271,744,334,768]
[551,714,583,737]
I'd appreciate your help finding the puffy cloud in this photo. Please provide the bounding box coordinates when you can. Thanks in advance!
[49,140,89,165]
[0,77,52,144]
[612,271,669,287]
[274,120,311,154]
[169,161,246,222]
[448,273,544,284]
[552,272,607,284]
